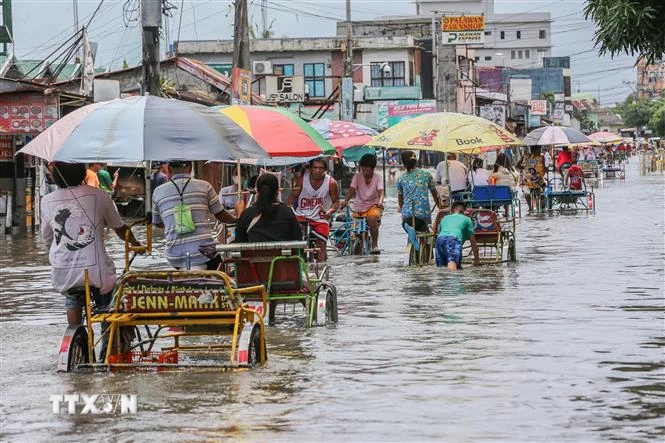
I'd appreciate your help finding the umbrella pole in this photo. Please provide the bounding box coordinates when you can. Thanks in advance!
[382,148,386,192]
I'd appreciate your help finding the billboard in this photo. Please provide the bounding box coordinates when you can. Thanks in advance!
[265,76,305,103]
[377,100,437,128]
[479,105,506,128]
[0,134,12,162]
[441,15,485,45]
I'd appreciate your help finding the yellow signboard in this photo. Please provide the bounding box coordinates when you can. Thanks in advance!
[442,15,485,32]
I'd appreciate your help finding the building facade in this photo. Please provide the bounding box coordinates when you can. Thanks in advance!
[636,59,665,99]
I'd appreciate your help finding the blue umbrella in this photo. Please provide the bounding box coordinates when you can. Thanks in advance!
[17,95,269,162]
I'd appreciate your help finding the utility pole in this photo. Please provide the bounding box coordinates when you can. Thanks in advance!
[232,0,250,71]
[261,0,267,38]
[431,12,437,105]
[345,0,353,77]
[141,0,162,96]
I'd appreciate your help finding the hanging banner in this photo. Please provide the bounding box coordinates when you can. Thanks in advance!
[441,15,485,45]
[479,105,506,128]
[528,100,547,116]
[377,100,437,128]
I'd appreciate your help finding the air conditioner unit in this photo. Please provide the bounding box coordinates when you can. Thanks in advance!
[252,61,272,75]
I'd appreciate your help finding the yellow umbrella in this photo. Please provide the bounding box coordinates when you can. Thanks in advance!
[366,112,523,153]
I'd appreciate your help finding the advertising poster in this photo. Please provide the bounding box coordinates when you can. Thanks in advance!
[377,100,437,128]
[528,99,547,116]
[232,67,252,105]
[0,134,13,161]
[479,105,506,128]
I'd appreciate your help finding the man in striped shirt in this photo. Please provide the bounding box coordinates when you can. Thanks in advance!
[152,161,236,270]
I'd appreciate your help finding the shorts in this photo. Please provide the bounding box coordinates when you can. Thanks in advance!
[64,287,113,310]
[297,216,330,241]
[353,205,383,220]
[435,235,463,268]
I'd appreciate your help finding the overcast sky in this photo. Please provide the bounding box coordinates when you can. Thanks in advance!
[11,0,638,105]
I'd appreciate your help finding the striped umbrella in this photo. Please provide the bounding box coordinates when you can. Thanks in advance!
[523,126,592,146]
[215,105,335,157]
[309,118,378,156]
[17,95,269,162]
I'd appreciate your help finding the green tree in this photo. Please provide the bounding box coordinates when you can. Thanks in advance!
[648,103,665,136]
[584,0,665,65]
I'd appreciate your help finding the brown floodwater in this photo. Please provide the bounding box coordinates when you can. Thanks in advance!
[1,161,663,441]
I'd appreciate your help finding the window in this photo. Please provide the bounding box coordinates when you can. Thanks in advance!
[475,56,480,62]
[304,63,325,97]
[272,64,294,76]
[518,50,523,59]
[484,31,492,36]
[511,50,516,60]
[484,56,492,61]
[525,50,530,59]
[539,30,546,39]
[500,31,505,40]
[516,30,521,40]
[370,61,405,87]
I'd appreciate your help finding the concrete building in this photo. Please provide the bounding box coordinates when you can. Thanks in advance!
[175,36,423,106]
[636,58,665,99]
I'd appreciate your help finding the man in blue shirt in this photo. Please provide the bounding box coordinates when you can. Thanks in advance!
[436,201,480,270]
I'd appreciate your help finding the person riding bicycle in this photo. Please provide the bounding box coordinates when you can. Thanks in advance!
[340,153,384,254]
[517,145,546,212]
[397,150,443,249]
[287,157,339,262]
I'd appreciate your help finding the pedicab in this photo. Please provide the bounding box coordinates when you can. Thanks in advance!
[366,112,524,266]
[216,240,338,327]
[18,95,273,371]
[329,203,373,256]
[543,176,596,213]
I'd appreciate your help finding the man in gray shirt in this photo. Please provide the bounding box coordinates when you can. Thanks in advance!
[152,161,236,270]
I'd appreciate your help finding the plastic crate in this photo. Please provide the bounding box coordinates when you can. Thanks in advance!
[108,350,179,366]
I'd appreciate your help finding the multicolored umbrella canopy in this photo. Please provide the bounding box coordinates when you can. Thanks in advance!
[309,118,378,156]
[523,126,592,146]
[366,112,522,153]
[17,96,269,162]
[215,105,335,157]
[588,131,622,144]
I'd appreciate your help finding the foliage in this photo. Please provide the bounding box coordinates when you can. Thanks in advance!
[648,103,665,136]
[584,0,665,65]
[613,97,662,128]
[249,19,277,39]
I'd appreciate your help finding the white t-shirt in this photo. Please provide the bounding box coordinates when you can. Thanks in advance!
[468,168,491,187]
[435,160,469,192]
[41,185,124,294]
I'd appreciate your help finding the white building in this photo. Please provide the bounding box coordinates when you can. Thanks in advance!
[415,0,552,68]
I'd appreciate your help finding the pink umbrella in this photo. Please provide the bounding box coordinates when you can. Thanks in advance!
[588,131,622,144]
[309,119,378,156]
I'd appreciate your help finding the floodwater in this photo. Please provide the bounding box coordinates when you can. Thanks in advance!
[1,161,663,442]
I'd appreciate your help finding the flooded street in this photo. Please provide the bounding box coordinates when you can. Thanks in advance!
[1,161,663,441]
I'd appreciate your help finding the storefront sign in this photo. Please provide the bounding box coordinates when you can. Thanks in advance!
[0,94,59,134]
[265,76,305,103]
[0,134,13,161]
[552,108,565,124]
[528,99,547,115]
[377,99,437,128]
[441,15,485,45]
